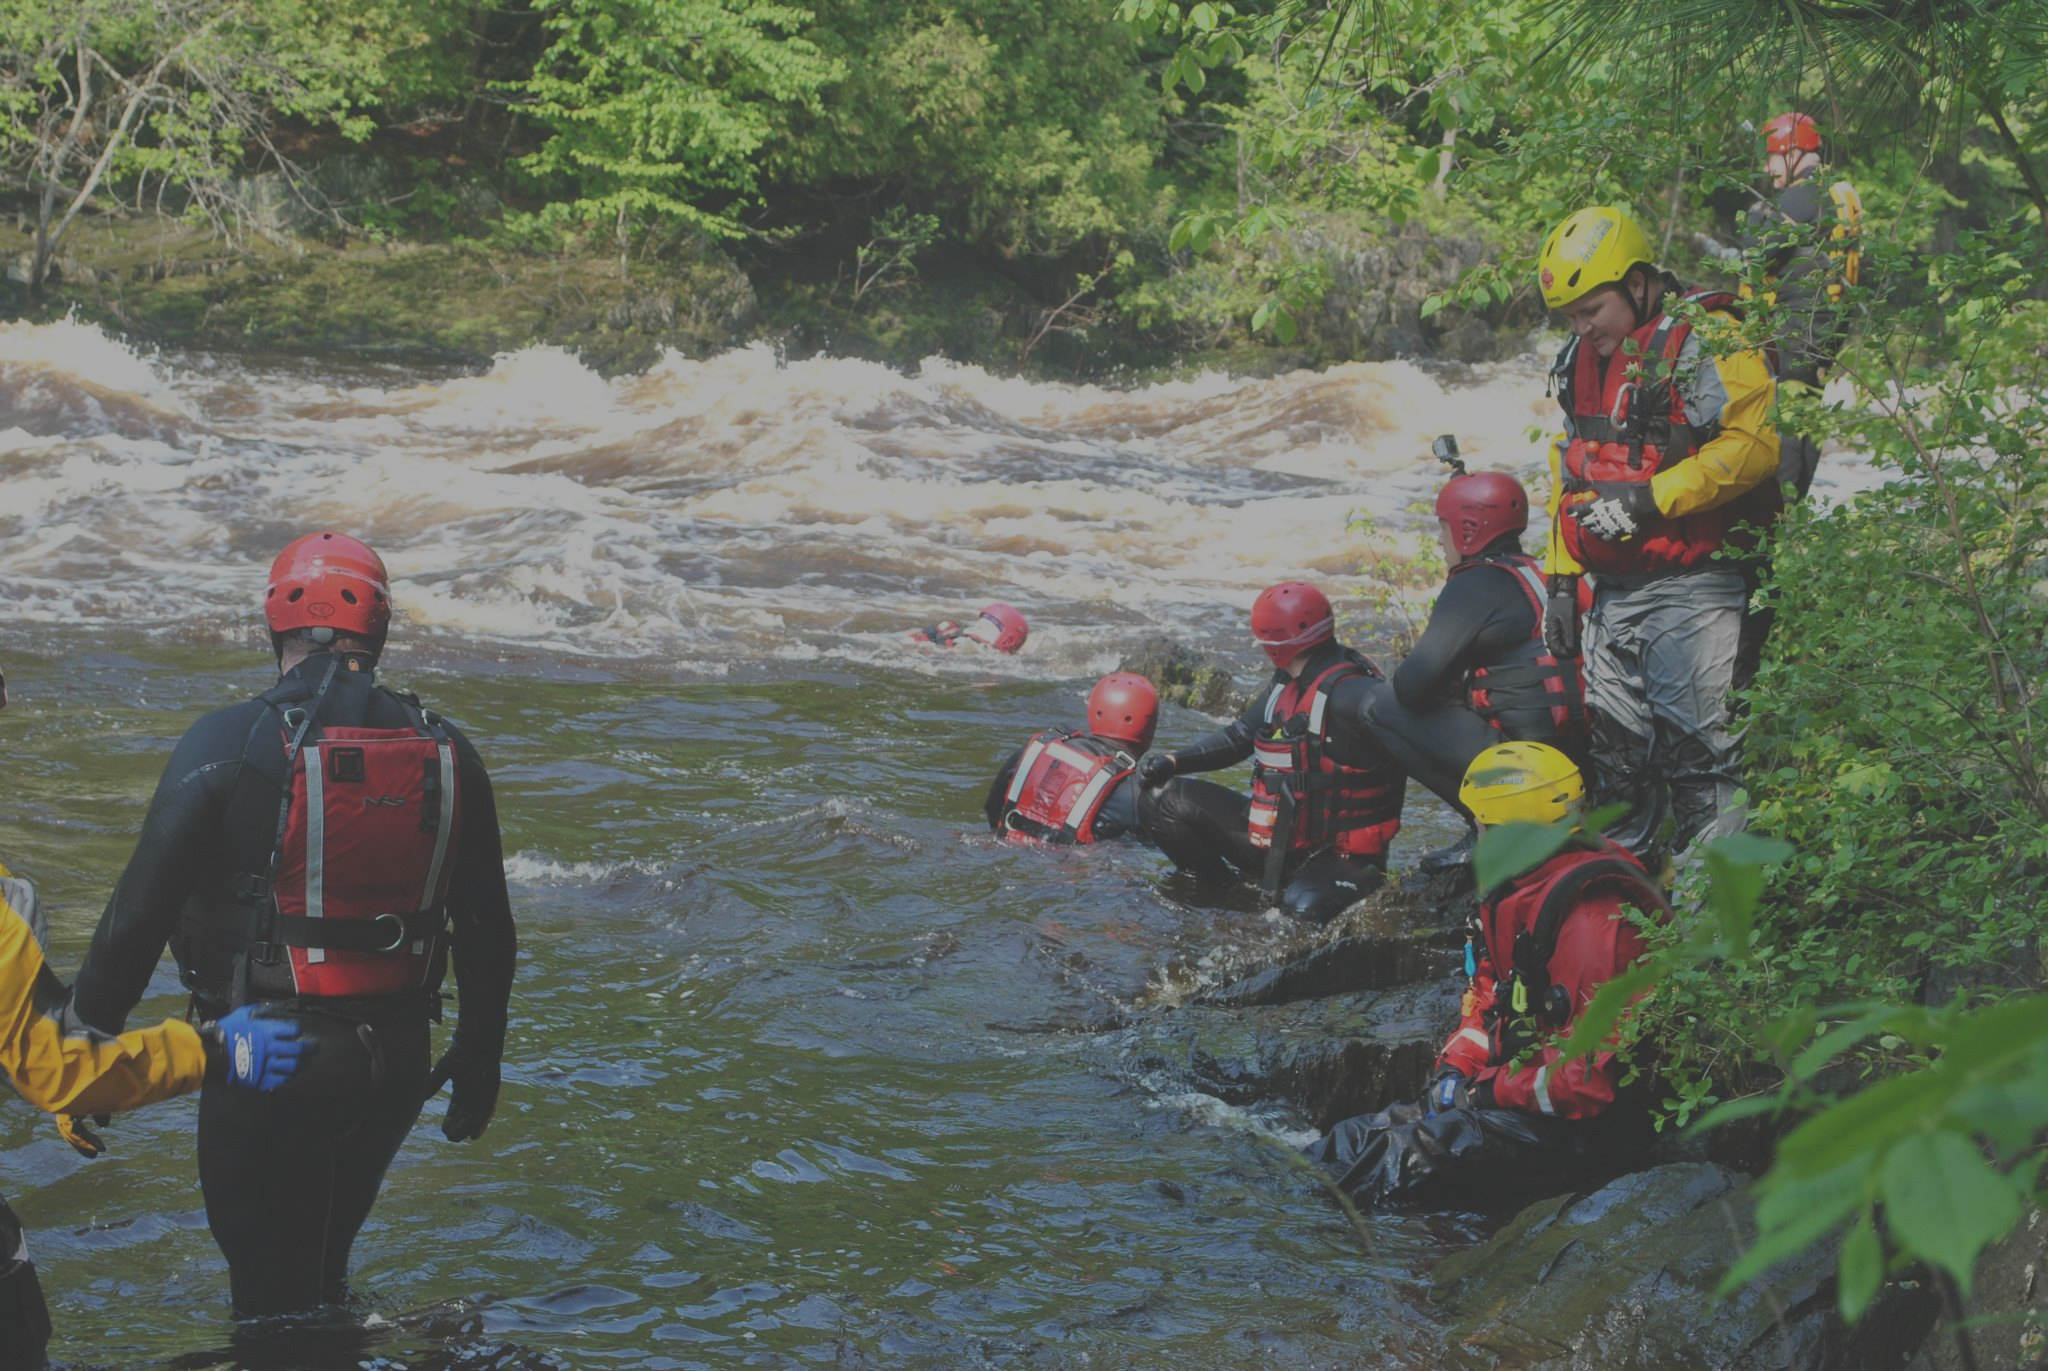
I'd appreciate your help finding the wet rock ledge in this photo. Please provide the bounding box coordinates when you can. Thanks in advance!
[1124,875,1951,1370]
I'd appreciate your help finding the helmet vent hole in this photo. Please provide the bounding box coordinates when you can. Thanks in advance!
[288,588,304,603]
[1567,268,1582,288]
[341,589,358,604]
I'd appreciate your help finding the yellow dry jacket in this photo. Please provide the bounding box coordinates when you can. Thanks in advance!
[1543,312,1779,577]
[1,861,207,1117]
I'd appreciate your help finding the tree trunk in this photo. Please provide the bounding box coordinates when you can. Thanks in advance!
[1978,88,2048,254]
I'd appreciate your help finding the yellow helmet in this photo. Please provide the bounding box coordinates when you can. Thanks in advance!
[1537,206,1655,309]
[1459,742,1584,827]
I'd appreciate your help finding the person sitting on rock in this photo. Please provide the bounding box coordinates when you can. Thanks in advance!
[908,602,1029,654]
[986,673,1161,846]
[1304,742,1664,1203]
[1136,582,1404,923]
[1362,464,1589,873]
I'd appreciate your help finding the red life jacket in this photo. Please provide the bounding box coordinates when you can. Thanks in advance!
[252,670,461,1000]
[1555,289,1781,576]
[1000,730,1134,846]
[1248,651,1402,861]
[1474,839,1666,1059]
[1453,553,1587,743]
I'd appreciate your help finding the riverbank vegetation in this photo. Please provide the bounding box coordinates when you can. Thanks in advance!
[8,0,2024,376]
[6,0,2046,1357]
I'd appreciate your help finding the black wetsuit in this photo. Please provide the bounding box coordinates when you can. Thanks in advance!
[1364,539,1575,816]
[1736,177,1854,688]
[71,652,516,1317]
[984,737,1148,842]
[1146,641,1399,922]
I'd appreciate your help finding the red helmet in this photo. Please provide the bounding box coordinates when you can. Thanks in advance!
[265,532,392,639]
[1250,581,1334,669]
[962,602,1029,654]
[1764,112,1821,155]
[1087,672,1159,750]
[1435,471,1529,560]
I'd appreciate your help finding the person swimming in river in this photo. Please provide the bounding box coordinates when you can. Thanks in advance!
[907,601,1029,654]
[1136,581,1405,923]
[985,673,1162,846]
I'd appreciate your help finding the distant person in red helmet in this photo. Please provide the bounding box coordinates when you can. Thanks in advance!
[1741,110,1862,503]
[1360,451,1588,871]
[1137,582,1405,922]
[908,602,1029,654]
[986,673,1163,845]
[69,532,518,1319]
[1735,112,1864,691]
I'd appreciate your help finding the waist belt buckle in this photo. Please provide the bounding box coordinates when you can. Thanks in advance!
[370,912,409,954]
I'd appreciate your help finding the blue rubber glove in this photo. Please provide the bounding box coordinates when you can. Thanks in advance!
[1425,1071,1478,1118]
[208,1006,310,1092]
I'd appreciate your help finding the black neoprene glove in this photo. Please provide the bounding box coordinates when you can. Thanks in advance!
[425,1039,502,1142]
[1543,575,1581,658]
[1136,753,1177,788]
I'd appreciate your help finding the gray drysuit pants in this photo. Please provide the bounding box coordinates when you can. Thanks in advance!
[1583,569,1747,859]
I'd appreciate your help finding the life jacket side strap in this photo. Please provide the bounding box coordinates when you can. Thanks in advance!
[1007,738,1049,806]
[1062,752,1136,835]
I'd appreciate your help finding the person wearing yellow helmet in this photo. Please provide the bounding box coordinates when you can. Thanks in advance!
[1535,206,1779,864]
[1303,744,1667,1203]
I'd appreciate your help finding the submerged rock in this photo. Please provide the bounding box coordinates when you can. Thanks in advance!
[1416,1163,1939,1370]
[1123,978,1459,1132]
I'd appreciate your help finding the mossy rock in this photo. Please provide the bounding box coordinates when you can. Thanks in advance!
[1117,635,1249,717]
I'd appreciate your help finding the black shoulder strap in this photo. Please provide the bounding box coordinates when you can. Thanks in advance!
[1515,856,1669,991]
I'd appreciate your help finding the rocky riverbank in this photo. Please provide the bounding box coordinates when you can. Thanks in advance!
[1120,869,2036,1370]
[5,203,1537,378]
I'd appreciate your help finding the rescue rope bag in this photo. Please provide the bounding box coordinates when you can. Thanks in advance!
[238,661,461,1000]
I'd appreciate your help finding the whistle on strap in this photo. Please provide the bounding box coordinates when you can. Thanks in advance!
[1510,976,1530,1016]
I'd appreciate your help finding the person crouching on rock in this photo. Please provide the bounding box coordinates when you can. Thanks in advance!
[1136,582,1404,923]
[908,602,1029,654]
[1304,742,1665,1203]
[1360,465,1589,874]
[986,673,1161,846]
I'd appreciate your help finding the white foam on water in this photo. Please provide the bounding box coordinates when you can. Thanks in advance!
[11,317,1869,669]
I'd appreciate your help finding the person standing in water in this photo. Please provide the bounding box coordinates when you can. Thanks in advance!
[68,533,518,1318]
[0,665,306,1368]
[986,673,1161,846]
[1138,582,1405,922]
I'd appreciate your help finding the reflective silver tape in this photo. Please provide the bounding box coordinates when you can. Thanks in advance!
[304,746,325,965]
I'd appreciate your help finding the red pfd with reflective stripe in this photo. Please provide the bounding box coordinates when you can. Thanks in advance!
[1001,730,1134,846]
[1453,554,1587,743]
[1248,653,1402,861]
[1556,289,1781,576]
[264,705,461,999]
[1440,840,1665,1119]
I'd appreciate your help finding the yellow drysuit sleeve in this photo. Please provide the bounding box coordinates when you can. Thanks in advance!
[0,861,208,1117]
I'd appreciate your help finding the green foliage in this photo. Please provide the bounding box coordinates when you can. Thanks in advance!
[799,0,1163,260]
[512,0,840,242]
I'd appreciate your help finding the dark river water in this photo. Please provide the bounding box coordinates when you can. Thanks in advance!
[0,320,1616,1367]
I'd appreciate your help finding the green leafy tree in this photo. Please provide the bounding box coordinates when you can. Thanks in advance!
[513,0,840,249]
[0,0,454,296]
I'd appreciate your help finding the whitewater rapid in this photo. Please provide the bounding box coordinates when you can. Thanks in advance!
[0,319,1569,674]
[0,318,1878,677]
